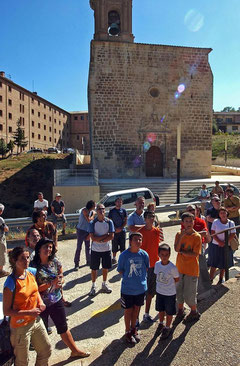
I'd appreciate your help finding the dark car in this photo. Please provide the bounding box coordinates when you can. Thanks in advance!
[177,183,239,204]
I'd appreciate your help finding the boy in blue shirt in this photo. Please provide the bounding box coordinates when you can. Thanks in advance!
[117,232,149,345]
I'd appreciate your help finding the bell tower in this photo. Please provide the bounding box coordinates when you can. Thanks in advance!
[90,0,134,43]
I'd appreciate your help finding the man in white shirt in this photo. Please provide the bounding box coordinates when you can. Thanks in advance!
[34,192,48,212]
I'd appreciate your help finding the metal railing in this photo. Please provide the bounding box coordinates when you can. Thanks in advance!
[5,201,201,231]
[54,169,98,186]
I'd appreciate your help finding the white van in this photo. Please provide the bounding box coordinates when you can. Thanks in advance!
[98,187,158,210]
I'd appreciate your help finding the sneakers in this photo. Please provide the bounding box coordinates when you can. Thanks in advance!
[131,327,140,343]
[183,311,201,324]
[112,257,117,264]
[74,265,79,271]
[160,327,171,340]
[0,270,10,278]
[143,314,154,323]
[125,331,137,345]
[89,286,97,297]
[156,323,164,334]
[101,283,112,294]
[47,327,53,335]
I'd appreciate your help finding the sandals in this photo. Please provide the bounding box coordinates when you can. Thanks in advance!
[70,351,90,359]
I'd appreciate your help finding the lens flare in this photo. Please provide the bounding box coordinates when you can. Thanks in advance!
[177,84,185,94]
[143,141,151,152]
[160,115,166,123]
[126,169,134,177]
[147,132,157,143]
[174,91,180,99]
[184,9,204,32]
[133,155,142,168]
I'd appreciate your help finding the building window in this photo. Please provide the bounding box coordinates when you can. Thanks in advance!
[0,82,2,87]
[8,99,12,106]
[59,131,61,135]
[49,127,51,132]
[59,120,61,125]
[54,138,56,143]
[9,126,12,133]
[0,124,3,130]
[44,125,46,130]
[74,116,78,120]
[44,104,46,109]
[44,136,46,141]
[32,98,34,103]
[77,135,79,140]
[20,104,24,113]
[54,119,56,123]
[49,137,52,142]
[232,126,238,131]
[0,96,2,102]
[8,113,12,119]
[38,101,40,106]
[54,129,56,133]
[0,110,2,116]
[19,92,24,101]
[81,115,84,120]
[38,112,40,117]
[38,134,41,140]
[226,118,232,123]
[49,116,51,122]
[22,117,24,126]
[8,86,12,92]
[49,106,51,111]
[32,132,34,138]
[44,114,46,119]
[32,121,34,127]
[32,109,34,115]
[38,123,40,128]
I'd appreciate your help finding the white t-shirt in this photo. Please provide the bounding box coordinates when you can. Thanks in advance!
[212,219,236,246]
[34,199,48,210]
[154,260,179,296]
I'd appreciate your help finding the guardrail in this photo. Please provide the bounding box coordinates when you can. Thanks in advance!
[5,201,201,230]
[54,168,99,186]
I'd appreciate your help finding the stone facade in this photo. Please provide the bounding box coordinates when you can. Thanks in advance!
[88,40,213,178]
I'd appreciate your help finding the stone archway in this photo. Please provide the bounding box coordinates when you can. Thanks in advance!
[146,146,163,177]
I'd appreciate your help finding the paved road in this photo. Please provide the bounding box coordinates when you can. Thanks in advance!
[1,224,240,365]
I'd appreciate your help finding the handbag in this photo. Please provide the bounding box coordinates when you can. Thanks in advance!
[228,222,239,251]
[0,275,16,366]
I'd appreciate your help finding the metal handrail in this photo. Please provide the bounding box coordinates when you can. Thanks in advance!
[5,201,201,230]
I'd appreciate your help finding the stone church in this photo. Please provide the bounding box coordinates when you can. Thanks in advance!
[88,0,213,178]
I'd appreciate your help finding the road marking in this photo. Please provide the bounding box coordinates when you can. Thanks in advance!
[91,301,121,317]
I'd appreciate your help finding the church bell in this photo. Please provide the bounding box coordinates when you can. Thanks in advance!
[108,22,120,36]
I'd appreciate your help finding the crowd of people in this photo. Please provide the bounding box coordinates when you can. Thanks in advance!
[0,184,239,363]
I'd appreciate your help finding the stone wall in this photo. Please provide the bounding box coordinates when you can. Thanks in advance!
[88,41,213,178]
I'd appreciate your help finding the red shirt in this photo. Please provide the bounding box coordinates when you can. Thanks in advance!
[139,226,164,267]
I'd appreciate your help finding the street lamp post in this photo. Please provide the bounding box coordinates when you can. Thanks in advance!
[176,124,181,203]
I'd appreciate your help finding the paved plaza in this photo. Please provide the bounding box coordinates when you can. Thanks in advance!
[1,224,240,365]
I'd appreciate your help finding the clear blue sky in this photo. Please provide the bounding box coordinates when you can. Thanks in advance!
[2,0,240,112]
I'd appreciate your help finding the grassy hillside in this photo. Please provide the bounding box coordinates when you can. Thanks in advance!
[0,153,72,218]
[212,134,240,158]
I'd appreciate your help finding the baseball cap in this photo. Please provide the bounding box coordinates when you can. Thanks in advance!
[55,193,61,197]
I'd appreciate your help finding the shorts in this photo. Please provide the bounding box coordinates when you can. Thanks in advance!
[90,250,112,270]
[112,231,126,253]
[40,298,68,334]
[50,214,67,224]
[146,267,156,296]
[176,274,198,307]
[120,293,145,309]
[155,293,177,315]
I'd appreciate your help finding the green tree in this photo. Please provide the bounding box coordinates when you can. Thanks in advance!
[7,139,15,155]
[221,106,235,112]
[13,120,28,154]
[0,138,8,158]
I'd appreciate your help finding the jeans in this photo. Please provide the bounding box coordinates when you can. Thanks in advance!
[10,317,51,366]
[74,229,91,265]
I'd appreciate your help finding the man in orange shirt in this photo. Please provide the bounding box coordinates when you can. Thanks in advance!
[174,212,202,323]
[139,211,164,322]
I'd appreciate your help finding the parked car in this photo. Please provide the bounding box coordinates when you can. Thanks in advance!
[47,147,61,154]
[76,187,159,213]
[27,148,43,153]
[176,183,239,204]
[63,148,74,154]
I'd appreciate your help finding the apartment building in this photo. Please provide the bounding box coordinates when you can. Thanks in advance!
[70,111,90,153]
[0,71,89,152]
[214,111,240,133]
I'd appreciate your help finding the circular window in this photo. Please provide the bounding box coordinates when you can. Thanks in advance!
[149,87,160,98]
